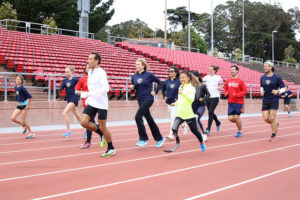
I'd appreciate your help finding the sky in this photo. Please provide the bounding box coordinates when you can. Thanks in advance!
[107,0,300,40]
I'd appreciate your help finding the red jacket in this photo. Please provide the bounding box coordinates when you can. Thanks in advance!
[224,78,248,104]
[75,75,88,107]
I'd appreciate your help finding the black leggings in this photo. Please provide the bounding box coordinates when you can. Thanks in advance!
[172,117,203,143]
[206,97,221,131]
[135,100,163,141]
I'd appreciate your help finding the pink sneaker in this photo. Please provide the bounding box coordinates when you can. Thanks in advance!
[80,142,91,149]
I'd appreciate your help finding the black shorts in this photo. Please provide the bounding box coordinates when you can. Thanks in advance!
[67,100,78,107]
[83,105,108,120]
[284,100,291,105]
[262,101,279,111]
[16,105,26,110]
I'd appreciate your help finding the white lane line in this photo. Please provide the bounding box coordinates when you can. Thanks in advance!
[1,132,300,183]
[0,118,297,146]
[1,122,299,155]
[185,164,300,200]
[31,144,300,200]
[0,114,296,140]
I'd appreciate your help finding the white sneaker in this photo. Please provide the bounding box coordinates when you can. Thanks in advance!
[167,134,174,140]
[202,134,207,142]
[101,148,116,157]
[182,124,188,134]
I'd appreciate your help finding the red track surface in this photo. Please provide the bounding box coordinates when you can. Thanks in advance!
[1,114,300,200]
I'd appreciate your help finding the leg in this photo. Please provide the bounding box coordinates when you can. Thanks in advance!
[135,100,154,141]
[269,110,278,134]
[228,115,235,123]
[205,99,213,131]
[211,98,221,126]
[168,105,177,135]
[171,117,184,136]
[285,104,290,113]
[186,118,204,144]
[98,119,112,143]
[144,109,162,141]
[21,109,32,135]
[11,109,22,126]
[72,106,81,122]
[233,115,242,131]
[262,110,271,124]
[62,103,76,131]
[196,105,206,133]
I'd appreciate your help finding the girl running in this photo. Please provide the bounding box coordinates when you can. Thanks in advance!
[260,61,285,141]
[203,65,223,135]
[59,66,81,137]
[169,71,206,152]
[161,66,187,140]
[130,58,165,148]
[281,86,293,117]
[11,75,34,139]
[75,64,106,148]
[191,71,210,141]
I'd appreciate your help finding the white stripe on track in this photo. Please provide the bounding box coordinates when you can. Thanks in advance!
[1,132,300,183]
[31,144,300,200]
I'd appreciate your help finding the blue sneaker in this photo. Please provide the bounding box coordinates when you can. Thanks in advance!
[200,143,206,152]
[83,131,87,139]
[235,131,242,138]
[62,131,72,137]
[136,140,147,147]
[205,129,210,135]
[155,137,165,148]
[216,122,222,132]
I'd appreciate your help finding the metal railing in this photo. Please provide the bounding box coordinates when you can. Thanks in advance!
[0,72,131,102]
[0,19,95,39]
[1,72,299,102]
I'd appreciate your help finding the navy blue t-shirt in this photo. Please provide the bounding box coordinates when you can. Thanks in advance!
[282,90,292,102]
[60,77,79,102]
[15,85,32,102]
[260,74,285,103]
[131,71,161,105]
[161,78,181,105]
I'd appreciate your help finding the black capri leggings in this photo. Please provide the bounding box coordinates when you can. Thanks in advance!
[172,117,203,143]
[206,97,221,131]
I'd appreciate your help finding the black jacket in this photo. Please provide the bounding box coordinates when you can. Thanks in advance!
[192,84,210,112]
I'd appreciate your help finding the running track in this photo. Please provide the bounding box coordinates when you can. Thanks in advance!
[1,114,300,200]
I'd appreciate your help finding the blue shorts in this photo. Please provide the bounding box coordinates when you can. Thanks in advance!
[284,99,291,105]
[228,103,243,115]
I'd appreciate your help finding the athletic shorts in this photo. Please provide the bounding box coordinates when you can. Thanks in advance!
[16,105,26,110]
[228,103,243,115]
[67,100,78,107]
[262,101,279,111]
[83,105,108,120]
[284,100,291,105]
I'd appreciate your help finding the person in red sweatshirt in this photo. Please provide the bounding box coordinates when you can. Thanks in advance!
[223,65,248,138]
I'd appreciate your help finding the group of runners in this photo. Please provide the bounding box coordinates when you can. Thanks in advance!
[10,53,294,157]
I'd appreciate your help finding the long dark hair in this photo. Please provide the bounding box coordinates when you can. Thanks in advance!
[180,71,200,87]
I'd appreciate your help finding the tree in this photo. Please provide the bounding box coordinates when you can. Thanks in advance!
[41,16,57,35]
[283,45,297,63]
[167,6,201,29]
[0,2,18,30]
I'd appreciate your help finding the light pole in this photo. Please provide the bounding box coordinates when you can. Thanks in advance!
[242,0,245,62]
[164,0,167,48]
[211,0,214,56]
[272,30,277,63]
[188,0,191,52]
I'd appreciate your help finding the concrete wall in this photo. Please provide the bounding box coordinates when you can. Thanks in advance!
[0,99,299,127]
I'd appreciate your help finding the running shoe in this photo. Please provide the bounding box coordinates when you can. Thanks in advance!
[288,113,292,118]
[269,134,277,142]
[136,140,148,147]
[100,135,107,148]
[101,148,116,157]
[216,122,222,132]
[204,129,210,135]
[200,143,206,152]
[167,133,174,140]
[80,142,91,149]
[83,131,87,139]
[182,124,188,134]
[62,131,72,137]
[235,131,243,138]
[22,125,27,134]
[26,133,35,139]
[155,137,165,148]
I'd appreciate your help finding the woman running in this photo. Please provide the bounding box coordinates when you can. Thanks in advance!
[281,86,293,117]
[11,75,34,139]
[161,66,187,140]
[170,71,206,151]
[59,66,81,137]
[75,64,106,148]
[191,71,210,141]
[130,58,165,148]
[203,65,223,135]
[260,61,285,141]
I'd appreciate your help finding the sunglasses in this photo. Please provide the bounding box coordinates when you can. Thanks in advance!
[168,70,175,73]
